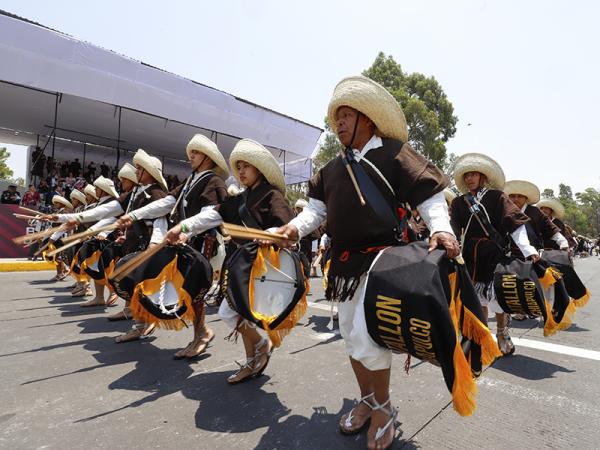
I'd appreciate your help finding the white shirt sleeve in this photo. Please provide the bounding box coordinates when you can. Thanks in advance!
[129,196,176,220]
[511,225,538,258]
[180,206,223,238]
[289,198,327,239]
[49,230,66,241]
[88,217,118,236]
[150,217,169,244]
[416,191,455,236]
[551,232,569,250]
[57,200,124,223]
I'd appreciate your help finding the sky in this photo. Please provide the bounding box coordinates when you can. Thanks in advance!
[2,0,599,196]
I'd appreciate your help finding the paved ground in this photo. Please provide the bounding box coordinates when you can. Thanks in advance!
[1,257,599,449]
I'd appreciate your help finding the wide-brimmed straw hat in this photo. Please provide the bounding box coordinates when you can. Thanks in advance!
[295,198,308,209]
[93,176,119,198]
[229,139,286,193]
[327,75,408,143]
[443,188,456,205]
[453,153,506,194]
[118,163,138,184]
[536,198,565,220]
[186,134,229,179]
[133,149,168,191]
[52,195,73,210]
[504,180,540,205]
[83,184,98,200]
[69,189,87,207]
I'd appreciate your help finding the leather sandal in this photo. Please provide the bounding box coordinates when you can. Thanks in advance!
[115,323,156,343]
[107,307,131,321]
[105,293,119,307]
[183,329,215,358]
[339,392,374,435]
[251,338,274,378]
[80,297,108,307]
[367,398,398,450]
[497,326,516,356]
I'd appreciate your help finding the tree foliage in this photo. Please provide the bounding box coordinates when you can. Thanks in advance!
[542,184,600,237]
[541,188,555,199]
[0,147,14,180]
[312,52,458,172]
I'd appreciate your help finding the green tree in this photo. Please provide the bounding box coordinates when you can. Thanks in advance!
[363,52,458,167]
[575,188,600,236]
[0,147,14,179]
[558,183,573,202]
[541,188,555,199]
[313,118,344,171]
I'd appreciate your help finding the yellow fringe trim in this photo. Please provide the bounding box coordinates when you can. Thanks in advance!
[42,243,58,266]
[322,259,330,291]
[451,340,478,417]
[461,307,502,365]
[129,256,195,331]
[538,267,561,290]
[573,290,590,309]
[249,246,308,348]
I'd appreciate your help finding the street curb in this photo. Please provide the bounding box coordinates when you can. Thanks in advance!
[0,261,55,272]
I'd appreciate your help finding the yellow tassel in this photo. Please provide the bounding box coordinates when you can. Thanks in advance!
[543,301,560,336]
[322,259,330,291]
[447,273,460,334]
[451,340,478,417]
[538,267,561,290]
[556,301,577,331]
[461,307,502,365]
[573,290,590,309]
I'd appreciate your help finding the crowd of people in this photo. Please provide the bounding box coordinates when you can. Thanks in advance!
[14,75,591,450]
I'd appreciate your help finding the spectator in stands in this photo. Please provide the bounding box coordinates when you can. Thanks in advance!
[86,161,96,179]
[1,185,21,204]
[31,147,45,185]
[69,158,81,177]
[100,161,109,177]
[37,179,50,205]
[21,184,41,209]
[60,160,69,178]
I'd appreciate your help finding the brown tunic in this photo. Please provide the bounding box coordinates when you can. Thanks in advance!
[218,182,294,236]
[543,217,575,250]
[510,205,560,257]
[123,183,167,254]
[308,137,448,300]
[169,171,227,222]
[450,189,529,283]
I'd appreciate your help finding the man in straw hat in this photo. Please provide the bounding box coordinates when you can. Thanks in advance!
[449,155,540,355]
[47,195,75,281]
[164,138,294,383]
[276,75,459,449]
[536,197,576,251]
[118,134,228,358]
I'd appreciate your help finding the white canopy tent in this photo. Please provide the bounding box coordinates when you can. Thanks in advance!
[0,10,322,184]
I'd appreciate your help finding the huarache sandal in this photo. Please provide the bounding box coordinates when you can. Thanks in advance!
[227,359,257,385]
[367,398,398,450]
[105,292,119,307]
[173,342,194,360]
[251,338,274,378]
[107,307,131,321]
[497,326,516,356]
[184,330,215,359]
[115,323,156,343]
[80,297,108,307]
[339,392,374,435]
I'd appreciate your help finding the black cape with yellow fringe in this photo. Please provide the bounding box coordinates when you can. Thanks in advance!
[363,242,501,417]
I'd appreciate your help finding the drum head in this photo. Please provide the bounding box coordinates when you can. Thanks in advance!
[252,249,298,319]
[147,281,180,308]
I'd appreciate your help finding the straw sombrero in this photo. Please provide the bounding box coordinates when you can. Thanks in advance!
[230,139,286,193]
[443,188,456,205]
[504,180,540,205]
[52,195,74,210]
[295,198,308,209]
[93,176,119,198]
[536,198,565,220]
[186,134,229,179]
[327,75,408,143]
[118,163,138,184]
[70,189,87,207]
[453,153,505,194]
[133,149,168,191]
[83,184,98,200]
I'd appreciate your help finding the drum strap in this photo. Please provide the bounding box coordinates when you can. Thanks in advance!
[342,149,408,244]
[238,191,261,229]
[463,192,507,251]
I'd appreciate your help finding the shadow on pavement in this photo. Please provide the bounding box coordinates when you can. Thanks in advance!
[492,353,576,380]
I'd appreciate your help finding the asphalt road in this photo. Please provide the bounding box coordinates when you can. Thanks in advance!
[1,257,599,449]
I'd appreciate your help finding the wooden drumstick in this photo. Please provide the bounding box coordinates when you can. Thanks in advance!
[339,152,366,206]
[13,213,43,220]
[46,239,82,257]
[62,223,119,244]
[110,241,168,283]
[19,206,42,215]
[12,224,66,245]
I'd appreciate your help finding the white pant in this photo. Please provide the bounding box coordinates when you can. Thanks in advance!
[338,276,393,371]
[218,299,255,330]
